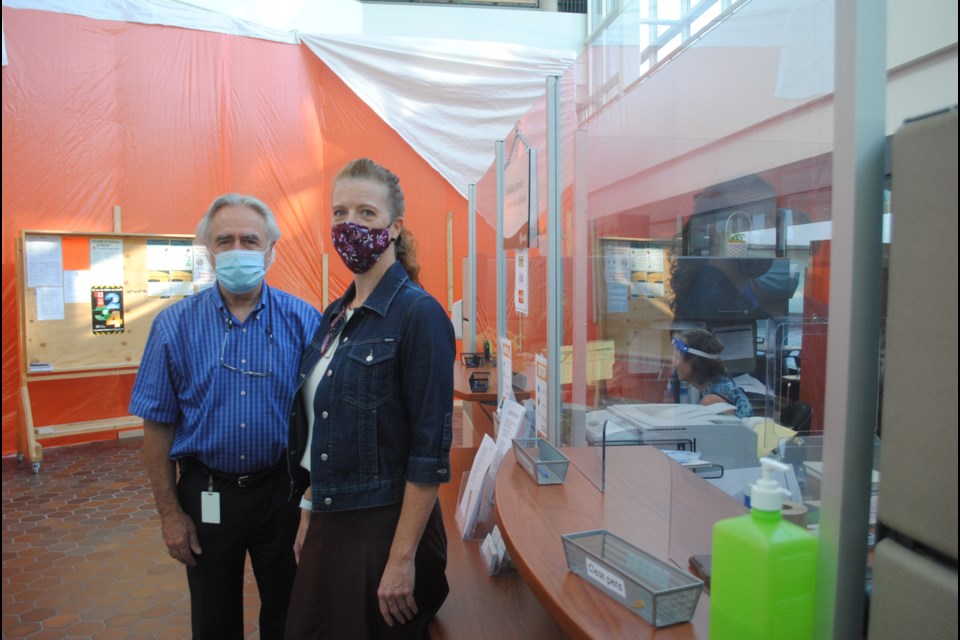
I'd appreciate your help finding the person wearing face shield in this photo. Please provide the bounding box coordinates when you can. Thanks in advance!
[670,329,754,419]
[129,194,321,639]
[284,159,455,639]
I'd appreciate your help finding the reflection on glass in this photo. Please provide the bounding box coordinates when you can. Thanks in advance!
[475,1,848,500]
[562,0,838,495]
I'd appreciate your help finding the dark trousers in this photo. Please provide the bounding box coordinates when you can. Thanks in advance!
[178,462,299,640]
[285,500,448,640]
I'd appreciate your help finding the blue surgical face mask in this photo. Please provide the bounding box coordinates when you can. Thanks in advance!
[214,249,267,294]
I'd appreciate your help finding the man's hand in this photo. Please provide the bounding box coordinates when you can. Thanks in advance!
[144,420,200,566]
[161,510,202,566]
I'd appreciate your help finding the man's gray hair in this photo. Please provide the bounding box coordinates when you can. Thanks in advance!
[195,193,282,247]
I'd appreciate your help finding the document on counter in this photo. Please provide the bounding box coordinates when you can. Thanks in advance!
[490,398,525,482]
[457,434,497,537]
[497,400,524,449]
[733,374,767,395]
[608,402,740,429]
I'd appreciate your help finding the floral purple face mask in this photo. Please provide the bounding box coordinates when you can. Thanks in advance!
[331,221,394,274]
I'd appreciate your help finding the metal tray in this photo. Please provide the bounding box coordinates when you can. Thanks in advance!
[511,438,569,485]
[562,529,703,628]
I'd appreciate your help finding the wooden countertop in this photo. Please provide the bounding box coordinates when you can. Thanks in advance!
[494,446,747,639]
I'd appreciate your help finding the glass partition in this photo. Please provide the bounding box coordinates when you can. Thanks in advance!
[470,90,554,450]
[472,0,849,487]
[562,0,838,495]
[469,0,956,633]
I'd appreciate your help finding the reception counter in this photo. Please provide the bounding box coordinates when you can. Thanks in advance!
[495,445,747,638]
[430,447,567,639]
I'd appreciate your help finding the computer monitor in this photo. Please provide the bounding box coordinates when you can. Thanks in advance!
[710,323,757,376]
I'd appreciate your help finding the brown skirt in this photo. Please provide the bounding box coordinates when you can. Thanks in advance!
[285,500,448,640]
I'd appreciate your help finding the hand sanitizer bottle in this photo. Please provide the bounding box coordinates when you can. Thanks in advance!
[710,457,817,639]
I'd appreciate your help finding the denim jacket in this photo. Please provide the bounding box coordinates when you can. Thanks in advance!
[287,261,454,512]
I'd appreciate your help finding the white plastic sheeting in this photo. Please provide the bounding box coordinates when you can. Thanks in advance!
[2,0,577,194]
[3,0,301,43]
[300,33,575,196]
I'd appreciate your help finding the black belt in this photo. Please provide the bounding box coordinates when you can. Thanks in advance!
[178,456,286,489]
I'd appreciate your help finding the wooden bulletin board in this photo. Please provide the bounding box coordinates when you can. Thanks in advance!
[596,237,676,402]
[16,230,203,470]
[18,230,201,373]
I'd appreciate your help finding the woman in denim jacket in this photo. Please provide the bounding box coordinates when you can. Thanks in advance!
[285,159,455,639]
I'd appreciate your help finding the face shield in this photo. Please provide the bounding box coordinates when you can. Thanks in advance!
[671,336,722,360]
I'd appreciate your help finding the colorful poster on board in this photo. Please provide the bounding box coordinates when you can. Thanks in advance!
[91,286,124,334]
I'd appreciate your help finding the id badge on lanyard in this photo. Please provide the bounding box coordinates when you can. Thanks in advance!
[201,475,221,524]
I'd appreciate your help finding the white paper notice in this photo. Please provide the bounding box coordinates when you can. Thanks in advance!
[25,236,63,288]
[606,282,629,313]
[604,245,631,284]
[168,240,194,270]
[489,399,525,482]
[169,280,194,297]
[147,239,196,297]
[646,247,664,272]
[63,270,91,304]
[496,399,525,454]
[535,353,548,440]
[630,247,646,272]
[193,246,216,290]
[514,248,529,315]
[36,287,65,321]
[457,435,498,530]
[90,239,124,285]
[147,239,171,271]
[499,338,513,405]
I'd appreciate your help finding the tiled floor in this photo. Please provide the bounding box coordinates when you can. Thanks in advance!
[2,437,201,639]
[2,438,200,640]
[1,405,465,640]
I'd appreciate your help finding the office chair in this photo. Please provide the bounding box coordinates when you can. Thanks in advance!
[779,401,813,434]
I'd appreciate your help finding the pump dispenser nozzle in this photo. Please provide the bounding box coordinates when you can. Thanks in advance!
[751,457,790,512]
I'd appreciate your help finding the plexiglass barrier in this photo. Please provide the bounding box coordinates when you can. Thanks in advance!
[465,1,960,635]
[471,0,895,570]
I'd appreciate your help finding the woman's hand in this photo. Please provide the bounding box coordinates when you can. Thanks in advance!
[293,508,310,564]
[377,557,418,626]
[377,482,439,626]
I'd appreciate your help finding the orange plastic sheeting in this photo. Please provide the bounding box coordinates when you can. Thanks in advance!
[1,8,467,455]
